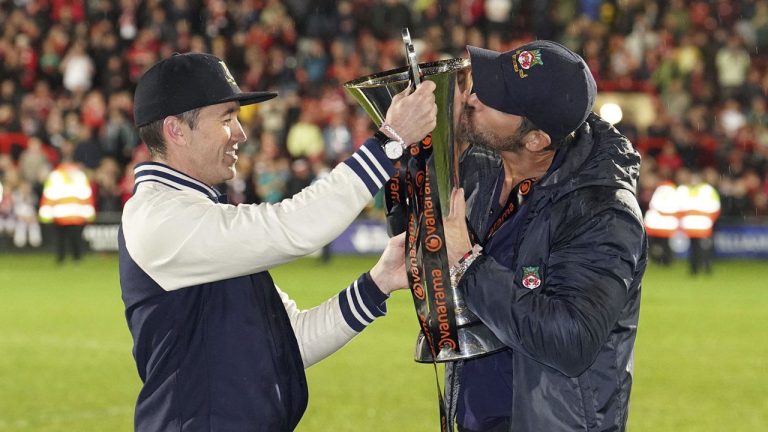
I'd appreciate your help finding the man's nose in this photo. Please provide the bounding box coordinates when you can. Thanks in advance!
[466,92,480,107]
[234,118,247,142]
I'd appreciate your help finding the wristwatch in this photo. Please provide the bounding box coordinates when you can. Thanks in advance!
[374,130,405,160]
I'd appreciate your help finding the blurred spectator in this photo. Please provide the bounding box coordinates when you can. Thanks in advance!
[678,172,721,275]
[60,40,94,94]
[0,0,766,250]
[716,35,751,100]
[370,0,412,40]
[0,79,20,106]
[12,180,42,248]
[225,154,259,205]
[753,0,768,50]
[72,125,103,171]
[656,142,683,172]
[323,111,353,165]
[0,161,17,240]
[644,178,679,266]
[18,136,52,189]
[285,158,315,196]
[286,105,324,160]
[103,107,138,164]
[719,98,747,139]
[661,78,692,122]
[254,131,289,203]
[93,157,122,212]
[719,176,752,217]
[38,156,95,263]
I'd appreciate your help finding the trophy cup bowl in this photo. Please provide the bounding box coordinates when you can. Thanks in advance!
[345,58,506,363]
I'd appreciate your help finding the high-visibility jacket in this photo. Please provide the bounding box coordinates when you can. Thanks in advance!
[39,162,95,225]
[677,182,720,238]
[644,181,679,238]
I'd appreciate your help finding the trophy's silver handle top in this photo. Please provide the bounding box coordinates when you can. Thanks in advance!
[401,28,411,44]
[402,27,421,89]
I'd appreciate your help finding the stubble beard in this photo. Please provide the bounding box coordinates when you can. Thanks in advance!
[457,105,525,153]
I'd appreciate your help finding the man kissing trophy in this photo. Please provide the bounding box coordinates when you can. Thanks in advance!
[344,29,503,431]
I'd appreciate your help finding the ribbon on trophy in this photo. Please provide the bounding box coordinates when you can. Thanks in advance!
[344,31,506,430]
[404,131,459,432]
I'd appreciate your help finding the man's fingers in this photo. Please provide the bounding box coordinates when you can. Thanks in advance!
[390,232,406,248]
[415,80,436,94]
[391,89,407,103]
[449,188,467,219]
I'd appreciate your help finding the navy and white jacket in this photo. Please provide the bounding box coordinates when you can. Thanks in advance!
[119,139,396,431]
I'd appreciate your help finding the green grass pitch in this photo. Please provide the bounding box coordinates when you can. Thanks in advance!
[0,253,766,431]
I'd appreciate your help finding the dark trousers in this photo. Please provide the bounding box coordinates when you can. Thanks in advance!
[55,224,84,262]
[689,237,713,274]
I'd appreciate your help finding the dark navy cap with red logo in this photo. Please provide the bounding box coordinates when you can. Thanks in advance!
[467,40,596,140]
[133,52,277,127]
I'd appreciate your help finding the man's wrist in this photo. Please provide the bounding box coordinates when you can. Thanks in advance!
[450,244,483,287]
[379,123,405,144]
[374,123,406,160]
[368,267,394,296]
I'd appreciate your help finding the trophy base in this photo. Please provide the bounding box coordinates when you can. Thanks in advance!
[414,322,506,363]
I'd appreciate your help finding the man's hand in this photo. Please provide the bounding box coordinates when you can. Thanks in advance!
[444,188,472,267]
[384,81,438,144]
[369,233,409,295]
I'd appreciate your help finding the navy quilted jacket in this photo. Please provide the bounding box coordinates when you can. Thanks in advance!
[459,113,647,432]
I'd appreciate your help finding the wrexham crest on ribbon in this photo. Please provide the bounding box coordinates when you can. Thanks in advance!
[521,266,542,289]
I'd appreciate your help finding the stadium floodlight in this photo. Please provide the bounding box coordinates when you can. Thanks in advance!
[600,102,623,125]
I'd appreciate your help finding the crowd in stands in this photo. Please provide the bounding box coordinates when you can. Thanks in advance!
[1,0,768,248]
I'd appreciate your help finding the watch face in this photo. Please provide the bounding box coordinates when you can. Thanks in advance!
[384,141,403,159]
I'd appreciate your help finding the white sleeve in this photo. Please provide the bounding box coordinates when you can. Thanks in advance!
[122,140,395,291]
[277,273,389,368]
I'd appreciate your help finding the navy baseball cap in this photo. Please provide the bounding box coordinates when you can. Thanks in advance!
[134,53,277,127]
[467,40,596,140]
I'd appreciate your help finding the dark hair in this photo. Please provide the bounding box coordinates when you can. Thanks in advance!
[138,108,202,159]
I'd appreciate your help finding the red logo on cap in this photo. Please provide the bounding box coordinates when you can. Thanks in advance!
[517,50,543,70]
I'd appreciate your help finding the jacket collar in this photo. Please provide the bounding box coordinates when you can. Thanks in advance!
[133,162,223,202]
[538,113,640,196]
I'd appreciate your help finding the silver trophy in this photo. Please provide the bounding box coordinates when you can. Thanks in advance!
[344,54,505,363]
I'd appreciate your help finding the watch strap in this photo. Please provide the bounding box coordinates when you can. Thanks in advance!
[373,130,391,146]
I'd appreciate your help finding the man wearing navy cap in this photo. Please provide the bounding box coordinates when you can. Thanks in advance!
[120,52,436,431]
[443,41,647,431]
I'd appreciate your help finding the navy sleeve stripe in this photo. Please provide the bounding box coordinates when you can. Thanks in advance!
[344,155,381,196]
[338,274,388,332]
[359,139,396,182]
[338,285,367,332]
[352,281,377,321]
[356,272,388,316]
[342,139,396,196]
[359,145,392,182]
[352,153,384,189]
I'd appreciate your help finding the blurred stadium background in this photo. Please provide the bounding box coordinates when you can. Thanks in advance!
[1,0,767,430]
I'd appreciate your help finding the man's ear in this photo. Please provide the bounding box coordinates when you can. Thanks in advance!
[523,130,552,152]
[162,116,187,148]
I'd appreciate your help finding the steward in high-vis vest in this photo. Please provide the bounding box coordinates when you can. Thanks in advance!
[677,174,720,274]
[644,180,679,265]
[39,161,95,262]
